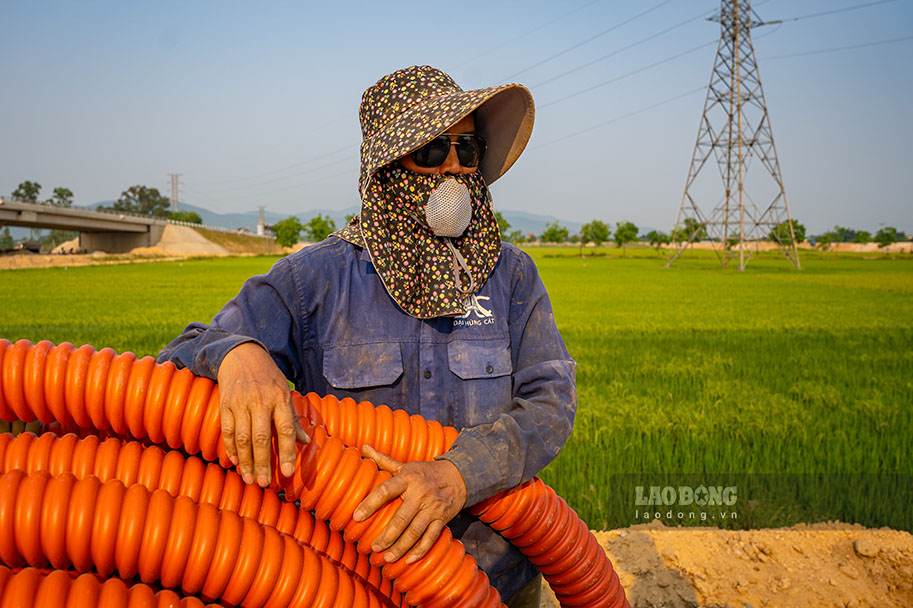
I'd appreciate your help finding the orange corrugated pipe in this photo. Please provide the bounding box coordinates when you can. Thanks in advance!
[0,339,503,608]
[0,564,222,607]
[306,394,627,607]
[0,469,393,608]
[0,338,628,608]
[0,432,401,608]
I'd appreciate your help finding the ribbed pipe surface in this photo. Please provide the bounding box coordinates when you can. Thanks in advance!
[0,431,401,608]
[0,338,628,608]
[0,564,221,607]
[0,468,393,608]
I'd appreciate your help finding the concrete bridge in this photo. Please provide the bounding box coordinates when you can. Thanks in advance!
[0,198,166,253]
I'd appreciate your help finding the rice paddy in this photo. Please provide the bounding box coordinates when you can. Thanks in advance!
[2,248,910,530]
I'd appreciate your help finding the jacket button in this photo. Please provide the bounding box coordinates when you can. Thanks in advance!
[485,365,494,374]
[423,370,432,379]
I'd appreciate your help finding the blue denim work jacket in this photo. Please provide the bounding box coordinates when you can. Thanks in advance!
[158,236,577,598]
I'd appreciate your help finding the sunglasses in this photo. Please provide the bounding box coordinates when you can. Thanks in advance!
[411,133,487,169]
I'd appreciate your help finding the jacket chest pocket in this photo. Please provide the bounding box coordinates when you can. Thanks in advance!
[323,343,404,389]
[448,340,512,380]
[447,339,513,427]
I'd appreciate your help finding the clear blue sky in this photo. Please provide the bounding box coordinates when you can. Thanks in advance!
[2,0,911,235]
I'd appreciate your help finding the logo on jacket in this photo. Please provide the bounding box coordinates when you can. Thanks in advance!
[455,295,495,327]
[461,295,493,318]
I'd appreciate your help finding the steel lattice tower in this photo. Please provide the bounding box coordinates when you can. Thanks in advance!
[667,0,800,271]
[168,173,182,212]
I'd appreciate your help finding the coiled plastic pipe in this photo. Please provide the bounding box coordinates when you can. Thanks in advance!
[0,340,503,608]
[303,393,627,608]
[0,468,394,608]
[0,564,221,607]
[0,339,628,608]
[0,432,401,608]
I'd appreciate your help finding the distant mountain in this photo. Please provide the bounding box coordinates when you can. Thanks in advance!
[0,199,656,242]
[80,201,594,238]
[499,211,583,238]
[82,201,346,231]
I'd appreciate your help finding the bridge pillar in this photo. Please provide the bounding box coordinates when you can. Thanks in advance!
[78,224,166,253]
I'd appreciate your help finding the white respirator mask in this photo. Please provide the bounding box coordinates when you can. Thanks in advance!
[413,177,476,295]
[424,178,473,238]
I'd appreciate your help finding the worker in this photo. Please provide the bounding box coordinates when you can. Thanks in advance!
[158,65,576,606]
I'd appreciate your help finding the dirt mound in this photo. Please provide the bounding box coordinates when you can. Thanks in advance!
[1,225,291,269]
[153,225,229,256]
[192,227,286,255]
[540,521,913,607]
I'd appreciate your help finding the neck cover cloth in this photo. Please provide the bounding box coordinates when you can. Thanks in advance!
[336,167,501,319]
[334,65,535,319]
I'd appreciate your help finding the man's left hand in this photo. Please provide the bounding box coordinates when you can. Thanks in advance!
[353,445,467,564]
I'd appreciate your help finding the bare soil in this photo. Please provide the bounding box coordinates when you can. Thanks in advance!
[0,225,297,270]
[540,521,913,608]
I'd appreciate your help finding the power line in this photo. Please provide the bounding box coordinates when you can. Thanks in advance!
[456,0,604,71]
[191,156,353,195]
[191,162,358,202]
[499,0,677,83]
[187,18,751,197]
[762,33,913,59]
[200,114,353,174]
[190,155,354,195]
[173,3,782,201]
[191,143,356,187]
[182,0,903,207]
[534,8,787,111]
[531,86,706,149]
[197,2,682,194]
[539,38,717,109]
[530,6,718,89]
[761,0,898,24]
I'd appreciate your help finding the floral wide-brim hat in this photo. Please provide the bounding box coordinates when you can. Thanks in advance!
[358,65,535,195]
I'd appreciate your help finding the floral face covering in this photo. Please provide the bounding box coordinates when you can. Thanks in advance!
[336,167,501,319]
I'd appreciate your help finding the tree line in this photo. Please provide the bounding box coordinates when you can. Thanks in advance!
[7,180,203,224]
[5,179,907,253]
[272,215,337,247]
[532,217,657,257]
[763,220,903,248]
[529,216,907,251]
[2,180,204,252]
[261,213,912,252]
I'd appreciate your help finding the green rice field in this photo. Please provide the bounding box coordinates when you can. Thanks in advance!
[1,248,911,530]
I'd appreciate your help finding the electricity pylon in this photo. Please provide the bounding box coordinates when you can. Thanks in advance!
[168,173,182,212]
[667,0,800,271]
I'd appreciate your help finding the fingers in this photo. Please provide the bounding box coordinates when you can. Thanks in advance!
[250,402,273,487]
[294,413,311,445]
[354,475,406,522]
[372,496,423,560]
[273,398,303,478]
[353,458,463,565]
[220,404,238,466]
[370,499,446,564]
[217,343,295,487]
[229,403,256,485]
[406,518,445,564]
[362,445,403,474]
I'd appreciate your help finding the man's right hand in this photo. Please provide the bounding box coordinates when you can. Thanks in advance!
[217,342,309,487]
